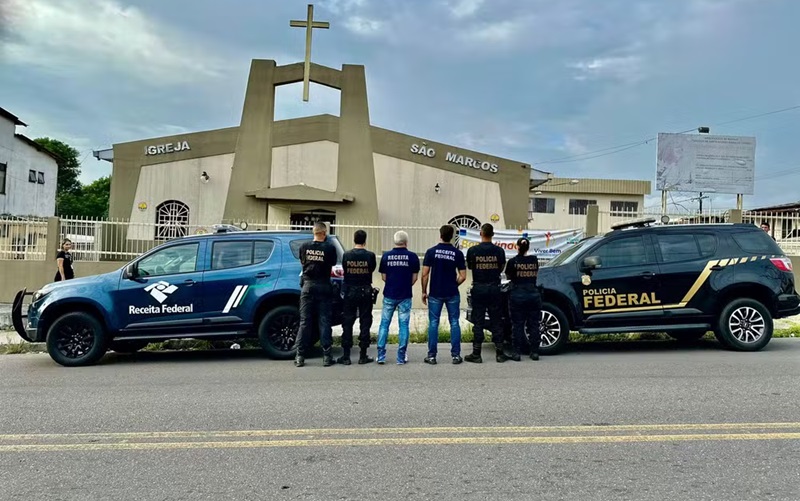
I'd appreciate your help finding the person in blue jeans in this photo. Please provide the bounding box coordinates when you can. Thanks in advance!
[377,231,420,365]
[421,224,467,365]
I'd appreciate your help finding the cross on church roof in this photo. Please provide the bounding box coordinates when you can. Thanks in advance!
[290,4,330,102]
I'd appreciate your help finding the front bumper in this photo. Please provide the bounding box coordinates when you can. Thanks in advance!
[11,288,36,342]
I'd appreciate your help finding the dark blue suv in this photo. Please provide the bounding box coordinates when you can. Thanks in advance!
[12,229,345,366]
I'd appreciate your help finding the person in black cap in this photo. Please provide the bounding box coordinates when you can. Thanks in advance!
[504,237,541,361]
[339,229,377,365]
[294,222,338,368]
[465,223,507,363]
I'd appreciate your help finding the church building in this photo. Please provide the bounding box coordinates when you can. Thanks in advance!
[98,5,550,241]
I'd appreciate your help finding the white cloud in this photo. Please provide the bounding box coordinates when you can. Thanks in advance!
[344,16,384,36]
[468,20,522,43]
[2,0,225,85]
[319,0,367,15]
[444,0,484,19]
[568,55,644,83]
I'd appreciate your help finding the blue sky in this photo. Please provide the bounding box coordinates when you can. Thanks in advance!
[1,0,798,211]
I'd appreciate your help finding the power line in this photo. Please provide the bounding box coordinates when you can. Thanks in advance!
[533,104,800,166]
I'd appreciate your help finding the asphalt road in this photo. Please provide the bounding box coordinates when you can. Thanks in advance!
[1,339,800,500]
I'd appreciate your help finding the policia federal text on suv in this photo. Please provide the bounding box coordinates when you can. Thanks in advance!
[295,222,338,367]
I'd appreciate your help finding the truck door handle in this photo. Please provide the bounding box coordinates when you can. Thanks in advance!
[640,272,655,279]
[710,265,724,271]
[255,272,270,279]
[184,279,197,285]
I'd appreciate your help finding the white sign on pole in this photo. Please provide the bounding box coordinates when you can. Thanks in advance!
[656,133,756,195]
[457,228,583,261]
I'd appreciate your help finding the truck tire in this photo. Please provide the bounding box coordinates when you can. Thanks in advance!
[258,305,300,360]
[715,298,773,351]
[539,302,569,355]
[110,340,150,354]
[46,312,108,367]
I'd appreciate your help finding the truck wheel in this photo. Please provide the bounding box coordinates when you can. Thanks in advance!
[715,298,773,351]
[258,305,300,360]
[540,303,569,355]
[110,340,150,354]
[667,330,707,343]
[46,312,108,367]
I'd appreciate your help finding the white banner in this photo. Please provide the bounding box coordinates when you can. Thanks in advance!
[458,228,584,260]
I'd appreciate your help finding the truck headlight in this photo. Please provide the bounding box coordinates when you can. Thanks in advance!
[32,290,49,302]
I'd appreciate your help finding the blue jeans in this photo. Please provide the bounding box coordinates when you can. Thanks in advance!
[377,297,412,360]
[427,295,461,357]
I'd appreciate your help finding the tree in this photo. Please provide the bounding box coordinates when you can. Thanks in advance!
[57,176,111,218]
[33,137,82,197]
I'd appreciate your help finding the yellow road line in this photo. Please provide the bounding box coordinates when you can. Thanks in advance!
[4,423,800,441]
[2,433,800,453]
[3,422,800,441]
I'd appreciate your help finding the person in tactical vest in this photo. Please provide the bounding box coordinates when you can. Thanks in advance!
[504,237,542,361]
[294,222,338,368]
[339,230,377,365]
[465,223,508,363]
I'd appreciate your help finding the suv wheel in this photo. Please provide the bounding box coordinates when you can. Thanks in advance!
[258,305,300,360]
[540,303,569,355]
[110,340,150,354]
[715,298,773,351]
[46,312,108,367]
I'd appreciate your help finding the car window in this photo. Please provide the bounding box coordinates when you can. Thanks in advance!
[657,234,701,263]
[695,234,717,257]
[138,243,199,277]
[212,240,275,270]
[593,236,651,268]
[732,231,782,254]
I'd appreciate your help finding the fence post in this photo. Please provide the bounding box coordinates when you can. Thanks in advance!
[585,205,599,237]
[46,217,60,260]
[729,209,743,223]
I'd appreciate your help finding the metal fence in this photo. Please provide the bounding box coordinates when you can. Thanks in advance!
[743,211,800,255]
[0,216,49,260]
[597,209,731,234]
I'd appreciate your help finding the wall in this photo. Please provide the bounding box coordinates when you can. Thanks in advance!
[0,122,57,217]
[127,153,235,238]
[270,141,338,192]
[529,192,645,232]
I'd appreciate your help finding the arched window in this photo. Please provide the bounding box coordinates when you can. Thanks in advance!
[447,214,481,247]
[155,200,190,240]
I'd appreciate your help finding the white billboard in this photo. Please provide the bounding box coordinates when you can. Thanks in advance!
[656,133,756,195]
[457,228,583,261]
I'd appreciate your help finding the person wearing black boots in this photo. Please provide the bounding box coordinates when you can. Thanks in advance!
[465,223,507,363]
[339,230,377,365]
[504,237,541,361]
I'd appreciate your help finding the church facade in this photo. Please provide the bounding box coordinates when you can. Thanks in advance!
[106,60,549,240]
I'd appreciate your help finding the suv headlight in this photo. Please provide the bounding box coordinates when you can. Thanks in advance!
[32,290,50,302]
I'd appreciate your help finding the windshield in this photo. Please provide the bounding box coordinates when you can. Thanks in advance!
[544,236,601,267]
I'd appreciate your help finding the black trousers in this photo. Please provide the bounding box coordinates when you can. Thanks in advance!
[295,281,333,356]
[342,285,373,351]
[509,288,542,354]
[471,283,504,350]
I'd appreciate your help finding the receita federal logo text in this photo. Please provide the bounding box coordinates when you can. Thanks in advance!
[129,304,194,315]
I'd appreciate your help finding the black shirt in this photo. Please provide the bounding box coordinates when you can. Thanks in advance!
[342,248,376,286]
[299,240,337,282]
[505,254,539,288]
[55,250,74,281]
[466,242,506,285]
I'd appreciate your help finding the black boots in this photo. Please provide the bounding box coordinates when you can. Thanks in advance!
[323,350,335,367]
[358,348,374,364]
[337,348,352,366]
[294,355,305,367]
[496,348,508,363]
[465,346,482,363]
[509,349,521,362]
[530,352,540,361]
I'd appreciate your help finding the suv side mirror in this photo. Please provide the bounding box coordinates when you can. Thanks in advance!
[582,256,602,271]
[123,263,138,280]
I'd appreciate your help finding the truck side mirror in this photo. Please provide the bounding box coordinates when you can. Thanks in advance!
[123,263,138,280]
[582,256,602,271]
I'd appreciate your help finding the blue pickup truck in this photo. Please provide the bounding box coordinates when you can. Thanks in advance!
[12,228,346,366]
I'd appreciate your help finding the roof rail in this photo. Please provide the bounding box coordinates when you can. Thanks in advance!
[610,217,657,231]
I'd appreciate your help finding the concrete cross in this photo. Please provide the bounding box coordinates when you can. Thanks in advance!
[290,4,330,102]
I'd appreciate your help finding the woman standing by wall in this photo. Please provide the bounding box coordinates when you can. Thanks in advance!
[54,239,74,282]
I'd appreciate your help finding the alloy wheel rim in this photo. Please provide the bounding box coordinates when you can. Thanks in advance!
[270,314,299,351]
[540,311,561,347]
[55,322,95,359]
[729,306,765,344]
